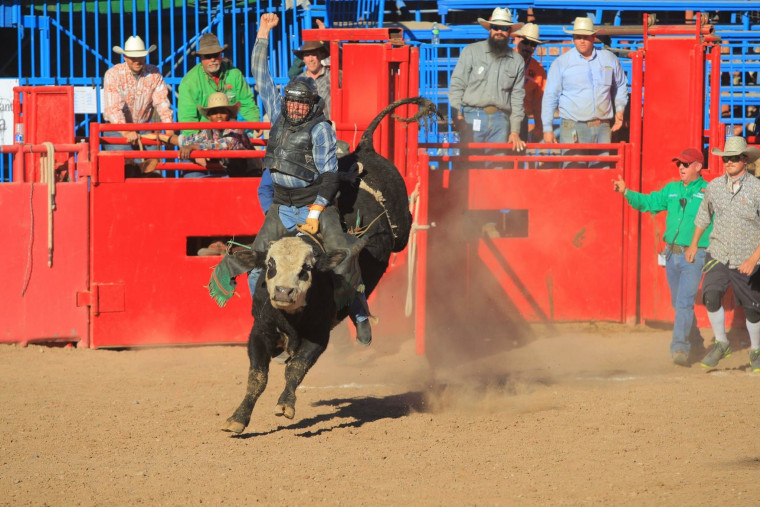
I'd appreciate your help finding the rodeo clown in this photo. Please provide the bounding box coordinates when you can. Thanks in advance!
[244,12,372,346]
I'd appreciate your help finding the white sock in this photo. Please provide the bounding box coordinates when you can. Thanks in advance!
[708,308,729,344]
[746,319,760,350]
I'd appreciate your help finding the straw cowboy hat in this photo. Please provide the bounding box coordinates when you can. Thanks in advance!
[293,40,329,60]
[477,7,517,30]
[197,92,241,118]
[193,33,228,56]
[563,17,598,35]
[711,136,760,163]
[512,23,546,44]
[113,35,156,58]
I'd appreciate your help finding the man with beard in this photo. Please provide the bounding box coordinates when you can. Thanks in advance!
[449,7,526,164]
[686,136,760,372]
[178,33,260,137]
[541,17,628,168]
[511,23,546,143]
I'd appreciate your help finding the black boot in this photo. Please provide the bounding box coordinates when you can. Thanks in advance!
[354,319,372,347]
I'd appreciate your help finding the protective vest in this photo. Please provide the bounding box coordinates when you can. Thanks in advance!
[263,112,328,182]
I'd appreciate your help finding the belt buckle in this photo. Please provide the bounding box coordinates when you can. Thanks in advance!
[483,106,499,114]
[587,119,601,127]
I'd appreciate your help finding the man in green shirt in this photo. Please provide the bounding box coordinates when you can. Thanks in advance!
[613,147,712,366]
[177,33,260,137]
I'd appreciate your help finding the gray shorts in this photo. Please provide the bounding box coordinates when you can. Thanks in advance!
[702,254,760,312]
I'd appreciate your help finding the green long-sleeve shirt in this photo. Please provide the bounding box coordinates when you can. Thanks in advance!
[177,61,260,136]
[625,177,712,247]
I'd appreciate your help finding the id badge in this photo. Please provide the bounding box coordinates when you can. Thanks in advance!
[472,118,482,132]
[657,252,666,266]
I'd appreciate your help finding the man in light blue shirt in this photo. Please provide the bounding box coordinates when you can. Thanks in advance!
[541,17,628,168]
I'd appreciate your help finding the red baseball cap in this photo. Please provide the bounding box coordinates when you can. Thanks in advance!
[672,148,704,165]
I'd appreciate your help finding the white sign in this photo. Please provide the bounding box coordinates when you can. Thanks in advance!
[74,86,102,115]
[0,79,19,146]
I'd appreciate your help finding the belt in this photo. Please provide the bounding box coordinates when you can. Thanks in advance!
[669,245,704,254]
[482,106,501,114]
[576,119,611,127]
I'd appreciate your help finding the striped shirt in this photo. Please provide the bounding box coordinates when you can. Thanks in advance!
[252,37,337,208]
[103,63,173,124]
[695,171,760,268]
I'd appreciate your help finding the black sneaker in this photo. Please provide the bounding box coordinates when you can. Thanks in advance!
[750,349,760,373]
[701,340,732,369]
[355,319,372,347]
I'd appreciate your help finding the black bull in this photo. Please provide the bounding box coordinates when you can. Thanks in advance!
[218,97,438,434]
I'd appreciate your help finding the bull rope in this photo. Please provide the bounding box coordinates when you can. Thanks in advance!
[404,182,421,317]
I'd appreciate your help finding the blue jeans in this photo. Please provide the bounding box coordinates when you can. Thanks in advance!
[665,248,706,355]
[463,107,510,167]
[559,119,611,168]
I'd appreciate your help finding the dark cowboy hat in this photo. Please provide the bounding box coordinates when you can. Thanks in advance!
[193,33,228,56]
[292,40,329,60]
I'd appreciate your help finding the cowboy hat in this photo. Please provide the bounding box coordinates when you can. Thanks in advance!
[197,92,241,118]
[563,17,598,35]
[477,7,516,30]
[293,40,329,60]
[512,23,546,44]
[672,147,704,165]
[193,33,228,56]
[113,35,156,58]
[710,136,760,163]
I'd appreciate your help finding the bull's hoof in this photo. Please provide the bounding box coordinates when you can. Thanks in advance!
[274,403,295,419]
[221,417,247,434]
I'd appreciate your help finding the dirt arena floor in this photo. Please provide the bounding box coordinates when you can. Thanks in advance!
[2,322,759,506]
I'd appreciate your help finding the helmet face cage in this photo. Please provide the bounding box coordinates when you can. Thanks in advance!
[283,77,319,125]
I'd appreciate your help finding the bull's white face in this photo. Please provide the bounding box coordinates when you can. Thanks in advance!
[264,237,316,313]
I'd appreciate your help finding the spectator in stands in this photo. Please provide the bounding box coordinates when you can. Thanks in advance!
[541,17,628,168]
[449,7,527,163]
[251,12,373,347]
[102,35,175,175]
[292,40,332,120]
[177,33,260,137]
[614,148,710,366]
[160,92,257,179]
[686,136,760,372]
[511,23,546,143]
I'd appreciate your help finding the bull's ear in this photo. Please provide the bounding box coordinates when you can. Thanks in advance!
[231,248,265,270]
[316,250,347,272]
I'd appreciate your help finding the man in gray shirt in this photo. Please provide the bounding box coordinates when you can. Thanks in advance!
[686,136,760,372]
[449,7,526,163]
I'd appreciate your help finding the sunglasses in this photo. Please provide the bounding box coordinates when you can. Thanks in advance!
[519,39,539,48]
[201,52,222,60]
[722,155,744,163]
[676,160,692,168]
[490,24,510,32]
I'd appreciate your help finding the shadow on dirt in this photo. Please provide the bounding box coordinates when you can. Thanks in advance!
[232,391,427,439]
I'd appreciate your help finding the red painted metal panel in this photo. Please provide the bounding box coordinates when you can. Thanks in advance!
[13,86,75,182]
[89,155,265,347]
[640,37,706,326]
[425,169,624,337]
[0,181,89,345]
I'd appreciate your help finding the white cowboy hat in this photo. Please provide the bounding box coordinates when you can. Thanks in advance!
[563,17,598,36]
[477,7,516,30]
[512,23,546,44]
[113,35,156,58]
[197,92,241,118]
[710,136,760,163]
